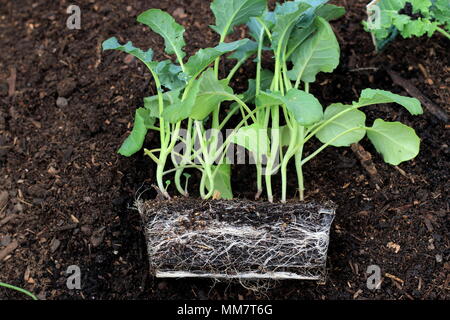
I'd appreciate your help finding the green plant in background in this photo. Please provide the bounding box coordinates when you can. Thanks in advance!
[364,0,450,51]
[103,0,423,203]
[0,282,38,300]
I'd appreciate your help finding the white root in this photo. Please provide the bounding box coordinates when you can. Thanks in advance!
[137,200,335,282]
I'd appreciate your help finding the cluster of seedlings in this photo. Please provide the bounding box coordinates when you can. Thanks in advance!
[103,0,423,203]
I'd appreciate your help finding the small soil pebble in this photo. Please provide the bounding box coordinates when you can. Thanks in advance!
[56,97,68,107]
[90,227,106,248]
[57,78,77,97]
[0,190,8,208]
[0,235,12,247]
[50,238,61,253]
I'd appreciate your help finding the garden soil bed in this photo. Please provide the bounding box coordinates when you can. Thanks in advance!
[0,0,448,300]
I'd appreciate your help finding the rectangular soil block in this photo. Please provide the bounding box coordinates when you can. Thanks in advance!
[137,199,336,281]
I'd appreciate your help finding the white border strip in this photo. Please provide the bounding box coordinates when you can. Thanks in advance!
[155,270,321,280]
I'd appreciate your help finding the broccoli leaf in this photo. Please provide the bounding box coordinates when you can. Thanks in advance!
[231,123,270,157]
[210,0,267,38]
[255,90,285,108]
[154,60,186,90]
[357,89,423,115]
[316,104,367,147]
[316,4,346,21]
[144,89,182,117]
[102,37,155,67]
[271,1,312,54]
[367,119,421,165]
[242,69,274,103]
[191,69,235,120]
[288,17,340,84]
[137,9,186,64]
[206,164,233,199]
[283,88,324,126]
[118,108,155,157]
[256,89,323,126]
[228,40,259,61]
[161,80,201,123]
[184,39,250,78]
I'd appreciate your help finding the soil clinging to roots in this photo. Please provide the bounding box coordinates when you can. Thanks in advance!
[137,199,336,282]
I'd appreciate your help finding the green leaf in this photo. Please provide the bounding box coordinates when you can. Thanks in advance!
[247,17,265,41]
[279,125,292,147]
[231,123,270,157]
[255,90,284,108]
[410,0,432,14]
[191,69,235,120]
[367,119,421,165]
[284,89,323,126]
[247,11,276,41]
[259,69,274,90]
[102,37,155,66]
[401,19,438,38]
[242,69,274,103]
[161,80,201,123]
[272,1,312,54]
[286,23,317,59]
[184,39,250,78]
[391,13,412,31]
[137,9,186,63]
[288,17,340,83]
[316,4,346,21]
[228,40,259,61]
[144,89,182,117]
[357,89,423,115]
[256,88,323,126]
[206,164,233,199]
[247,16,265,41]
[210,0,267,37]
[155,60,186,90]
[432,0,450,31]
[316,104,367,147]
[118,108,155,157]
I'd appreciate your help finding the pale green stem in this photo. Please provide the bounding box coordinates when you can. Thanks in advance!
[281,122,299,203]
[295,127,306,201]
[290,82,311,201]
[173,118,193,196]
[218,104,240,131]
[437,27,450,40]
[265,105,280,203]
[226,57,247,83]
[195,122,215,199]
[255,29,265,198]
[212,105,271,162]
[163,165,203,176]
[302,127,366,166]
[0,282,38,300]
[304,104,368,143]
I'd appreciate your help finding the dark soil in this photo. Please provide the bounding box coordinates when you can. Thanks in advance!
[0,0,449,300]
